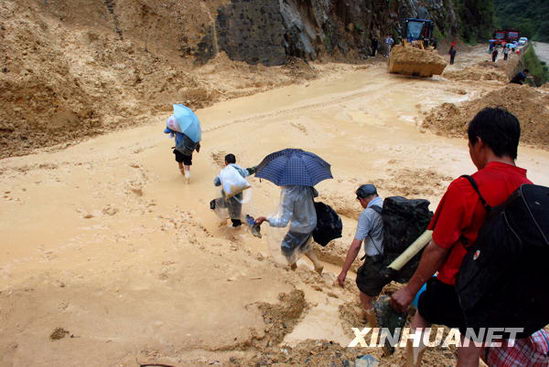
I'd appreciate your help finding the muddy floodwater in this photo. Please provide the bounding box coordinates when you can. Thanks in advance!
[1,47,548,366]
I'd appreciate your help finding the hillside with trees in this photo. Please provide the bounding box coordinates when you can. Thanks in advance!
[494,0,549,41]
[454,0,495,42]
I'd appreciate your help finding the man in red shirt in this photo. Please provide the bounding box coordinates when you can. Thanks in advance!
[391,107,532,366]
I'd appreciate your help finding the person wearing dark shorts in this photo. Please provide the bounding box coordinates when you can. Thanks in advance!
[417,277,466,330]
[391,108,533,366]
[164,127,200,183]
[173,149,193,166]
[355,255,388,299]
[337,184,384,326]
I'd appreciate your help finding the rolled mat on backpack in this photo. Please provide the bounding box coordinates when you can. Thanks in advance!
[387,230,433,272]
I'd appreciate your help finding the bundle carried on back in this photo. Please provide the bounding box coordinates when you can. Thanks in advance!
[373,196,432,282]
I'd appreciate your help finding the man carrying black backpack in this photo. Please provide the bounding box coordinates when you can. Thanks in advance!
[337,184,384,326]
[391,108,534,366]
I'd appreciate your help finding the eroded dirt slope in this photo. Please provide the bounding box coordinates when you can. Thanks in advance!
[0,0,318,159]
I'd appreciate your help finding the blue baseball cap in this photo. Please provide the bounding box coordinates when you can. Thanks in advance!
[356,184,377,198]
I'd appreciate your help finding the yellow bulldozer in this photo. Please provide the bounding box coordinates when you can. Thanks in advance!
[388,18,447,77]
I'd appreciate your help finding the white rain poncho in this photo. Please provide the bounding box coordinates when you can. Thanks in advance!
[266,186,318,263]
[212,164,252,221]
[267,186,317,233]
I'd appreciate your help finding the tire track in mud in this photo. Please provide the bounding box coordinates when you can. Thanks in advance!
[200,74,418,134]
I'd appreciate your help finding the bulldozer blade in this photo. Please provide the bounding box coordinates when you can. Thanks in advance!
[388,45,447,77]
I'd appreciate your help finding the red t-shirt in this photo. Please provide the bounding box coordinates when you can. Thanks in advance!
[428,161,532,285]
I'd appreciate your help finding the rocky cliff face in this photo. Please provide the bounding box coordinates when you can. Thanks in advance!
[13,0,480,67]
[189,0,462,66]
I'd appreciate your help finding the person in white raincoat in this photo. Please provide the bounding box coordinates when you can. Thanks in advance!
[255,185,323,273]
[211,153,256,227]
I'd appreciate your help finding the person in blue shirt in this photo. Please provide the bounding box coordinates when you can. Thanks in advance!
[163,127,200,183]
[510,69,529,85]
[337,184,384,325]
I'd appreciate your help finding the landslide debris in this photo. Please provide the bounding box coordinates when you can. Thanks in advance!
[254,290,308,347]
[237,339,373,367]
[0,0,320,159]
[443,60,512,82]
[423,84,549,150]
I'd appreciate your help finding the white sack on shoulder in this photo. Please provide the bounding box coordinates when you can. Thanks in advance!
[219,165,251,198]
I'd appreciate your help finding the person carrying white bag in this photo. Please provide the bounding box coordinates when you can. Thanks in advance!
[210,154,256,227]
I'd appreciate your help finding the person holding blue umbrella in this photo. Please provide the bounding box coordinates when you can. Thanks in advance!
[254,149,333,273]
[163,104,202,183]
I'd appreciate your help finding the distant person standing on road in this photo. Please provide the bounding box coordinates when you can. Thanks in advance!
[503,45,510,61]
[449,46,457,65]
[384,34,394,56]
[491,47,499,62]
[371,37,378,56]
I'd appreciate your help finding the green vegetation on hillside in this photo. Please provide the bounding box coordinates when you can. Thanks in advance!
[523,47,549,86]
[454,0,495,42]
[494,0,549,42]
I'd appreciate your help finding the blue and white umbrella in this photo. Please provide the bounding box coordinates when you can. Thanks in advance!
[168,104,202,143]
[255,148,333,187]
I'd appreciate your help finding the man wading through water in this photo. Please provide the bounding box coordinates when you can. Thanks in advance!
[337,184,384,326]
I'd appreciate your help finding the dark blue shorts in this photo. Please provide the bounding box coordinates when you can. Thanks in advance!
[173,149,192,165]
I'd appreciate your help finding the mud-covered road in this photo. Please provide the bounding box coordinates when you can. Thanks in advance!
[1,47,548,367]
[534,42,549,64]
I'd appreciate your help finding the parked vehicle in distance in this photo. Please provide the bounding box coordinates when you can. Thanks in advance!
[518,37,528,46]
[493,29,520,45]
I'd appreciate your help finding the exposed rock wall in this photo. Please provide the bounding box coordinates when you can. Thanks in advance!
[208,0,463,65]
[20,0,483,66]
[216,0,287,65]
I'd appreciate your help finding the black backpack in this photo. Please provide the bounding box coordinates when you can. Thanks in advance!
[373,197,432,282]
[312,202,342,246]
[175,134,198,155]
[456,176,549,338]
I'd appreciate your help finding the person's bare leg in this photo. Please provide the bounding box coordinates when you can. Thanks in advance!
[359,291,377,326]
[178,162,184,175]
[184,165,191,183]
[359,291,372,311]
[403,312,429,367]
[304,247,323,274]
[456,339,480,367]
[283,249,298,271]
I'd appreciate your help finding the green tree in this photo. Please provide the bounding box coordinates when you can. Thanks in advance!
[494,0,549,41]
